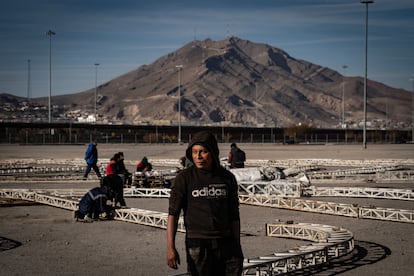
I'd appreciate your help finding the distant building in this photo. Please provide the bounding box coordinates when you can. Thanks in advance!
[78,115,96,123]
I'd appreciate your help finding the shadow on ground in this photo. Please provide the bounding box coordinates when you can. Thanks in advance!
[0,236,22,251]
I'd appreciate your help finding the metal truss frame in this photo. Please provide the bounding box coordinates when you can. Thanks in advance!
[240,194,359,218]
[114,207,185,232]
[239,194,414,223]
[358,207,414,223]
[124,188,171,198]
[1,188,355,275]
[0,189,79,210]
[238,181,302,197]
[310,187,414,201]
[243,223,354,275]
[0,189,183,231]
[308,165,403,179]
[258,159,414,167]
[0,166,84,175]
[5,188,414,273]
[307,165,414,181]
[3,187,413,223]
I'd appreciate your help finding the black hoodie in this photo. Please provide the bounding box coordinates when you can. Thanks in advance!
[185,131,220,168]
[169,131,240,239]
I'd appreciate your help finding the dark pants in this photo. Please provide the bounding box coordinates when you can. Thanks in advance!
[185,237,243,276]
[75,205,99,219]
[106,174,126,207]
[118,172,132,186]
[84,163,102,178]
[230,163,244,169]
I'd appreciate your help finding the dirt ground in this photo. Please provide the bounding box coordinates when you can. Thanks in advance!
[0,143,413,275]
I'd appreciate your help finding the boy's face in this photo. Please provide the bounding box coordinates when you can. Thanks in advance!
[191,144,213,171]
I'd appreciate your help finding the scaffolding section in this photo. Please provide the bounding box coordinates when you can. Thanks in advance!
[243,222,354,275]
[239,194,414,223]
[0,189,182,231]
[0,188,355,275]
[310,186,414,201]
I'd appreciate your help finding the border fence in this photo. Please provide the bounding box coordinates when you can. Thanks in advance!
[0,122,411,144]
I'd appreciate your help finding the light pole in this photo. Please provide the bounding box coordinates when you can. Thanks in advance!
[361,0,373,149]
[45,30,56,124]
[27,59,31,99]
[176,65,183,143]
[410,78,414,142]
[255,83,258,126]
[342,65,348,127]
[94,63,100,124]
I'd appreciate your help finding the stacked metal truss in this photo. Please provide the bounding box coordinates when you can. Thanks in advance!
[0,189,182,231]
[243,223,354,275]
[308,165,404,180]
[310,186,414,201]
[238,181,302,198]
[0,188,355,275]
[239,194,414,223]
[0,189,78,210]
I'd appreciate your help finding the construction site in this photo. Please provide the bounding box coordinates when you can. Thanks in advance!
[0,143,413,275]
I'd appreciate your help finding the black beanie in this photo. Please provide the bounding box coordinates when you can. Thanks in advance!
[186,131,220,167]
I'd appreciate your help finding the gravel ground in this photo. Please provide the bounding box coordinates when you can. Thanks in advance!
[0,143,413,275]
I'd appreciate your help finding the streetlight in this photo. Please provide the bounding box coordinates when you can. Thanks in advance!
[361,0,373,149]
[342,65,348,127]
[176,65,183,143]
[255,83,258,126]
[410,78,414,142]
[27,59,31,99]
[94,63,100,124]
[45,29,56,124]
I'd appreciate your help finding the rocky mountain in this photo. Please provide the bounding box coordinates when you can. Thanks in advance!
[2,37,412,128]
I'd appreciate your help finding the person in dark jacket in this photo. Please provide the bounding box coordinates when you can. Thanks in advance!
[104,153,126,207]
[136,156,153,188]
[228,143,246,169]
[83,140,102,180]
[179,155,193,169]
[167,131,244,275]
[117,152,132,186]
[74,183,113,222]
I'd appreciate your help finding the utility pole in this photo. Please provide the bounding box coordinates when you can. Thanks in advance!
[410,78,414,142]
[27,59,31,99]
[176,65,183,144]
[342,65,348,127]
[361,1,373,149]
[94,63,100,124]
[45,29,56,124]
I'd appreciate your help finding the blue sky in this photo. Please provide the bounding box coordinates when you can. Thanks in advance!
[1,0,413,98]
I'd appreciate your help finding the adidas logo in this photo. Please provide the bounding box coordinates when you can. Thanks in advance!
[192,186,227,198]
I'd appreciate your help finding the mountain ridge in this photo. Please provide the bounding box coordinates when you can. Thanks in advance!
[1,37,411,129]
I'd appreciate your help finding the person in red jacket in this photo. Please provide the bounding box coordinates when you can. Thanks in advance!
[136,156,153,187]
[167,131,243,275]
[104,153,126,207]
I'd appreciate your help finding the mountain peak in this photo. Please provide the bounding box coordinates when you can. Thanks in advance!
[3,37,411,129]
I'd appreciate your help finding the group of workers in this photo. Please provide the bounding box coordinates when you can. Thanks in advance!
[77,133,247,275]
[78,144,156,222]
[75,150,129,221]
